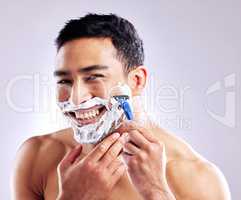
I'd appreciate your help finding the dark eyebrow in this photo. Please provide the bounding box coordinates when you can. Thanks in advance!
[54,65,109,77]
[53,70,70,77]
[78,65,109,73]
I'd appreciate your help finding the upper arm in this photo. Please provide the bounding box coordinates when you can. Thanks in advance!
[167,160,231,200]
[12,137,44,200]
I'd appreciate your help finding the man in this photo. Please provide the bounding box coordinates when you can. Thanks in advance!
[12,13,231,200]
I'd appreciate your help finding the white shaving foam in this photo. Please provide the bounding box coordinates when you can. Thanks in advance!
[58,97,124,144]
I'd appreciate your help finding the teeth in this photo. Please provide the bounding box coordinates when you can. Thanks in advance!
[84,113,88,119]
[74,108,101,120]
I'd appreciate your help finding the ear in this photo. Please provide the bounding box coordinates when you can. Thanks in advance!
[127,66,148,96]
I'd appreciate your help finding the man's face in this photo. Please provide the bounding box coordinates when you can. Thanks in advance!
[54,38,127,126]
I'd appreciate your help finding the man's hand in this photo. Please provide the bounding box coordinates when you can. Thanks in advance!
[118,121,176,200]
[57,132,128,200]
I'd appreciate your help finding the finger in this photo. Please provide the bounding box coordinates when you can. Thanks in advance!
[110,163,126,187]
[60,145,82,169]
[86,132,120,162]
[135,125,158,142]
[107,155,123,174]
[118,121,158,142]
[128,130,150,149]
[100,132,128,167]
[124,141,140,155]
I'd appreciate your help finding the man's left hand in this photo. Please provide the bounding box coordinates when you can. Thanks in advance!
[117,121,176,200]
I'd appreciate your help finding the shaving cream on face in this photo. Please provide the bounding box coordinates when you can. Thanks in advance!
[57,83,133,144]
[58,97,124,144]
[109,82,132,98]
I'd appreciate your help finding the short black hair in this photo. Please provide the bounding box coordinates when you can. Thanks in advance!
[55,13,144,72]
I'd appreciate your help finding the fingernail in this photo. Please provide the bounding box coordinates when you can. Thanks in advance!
[113,132,120,139]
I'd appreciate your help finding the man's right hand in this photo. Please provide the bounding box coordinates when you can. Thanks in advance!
[57,132,128,200]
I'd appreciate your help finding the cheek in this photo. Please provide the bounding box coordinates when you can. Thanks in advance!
[89,81,111,99]
[56,85,71,102]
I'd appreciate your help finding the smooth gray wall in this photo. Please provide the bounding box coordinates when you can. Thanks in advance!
[1,0,240,199]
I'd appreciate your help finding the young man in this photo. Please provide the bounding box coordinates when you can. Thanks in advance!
[12,14,231,200]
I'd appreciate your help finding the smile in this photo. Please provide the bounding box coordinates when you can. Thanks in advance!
[66,105,107,126]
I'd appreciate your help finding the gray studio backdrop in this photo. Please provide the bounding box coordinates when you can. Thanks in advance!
[1,0,240,199]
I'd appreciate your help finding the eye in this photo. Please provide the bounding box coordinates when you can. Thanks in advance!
[57,79,72,85]
[84,74,104,82]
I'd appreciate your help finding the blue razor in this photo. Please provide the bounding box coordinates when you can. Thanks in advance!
[113,95,133,120]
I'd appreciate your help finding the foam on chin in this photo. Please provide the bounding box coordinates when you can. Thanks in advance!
[58,97,124,144]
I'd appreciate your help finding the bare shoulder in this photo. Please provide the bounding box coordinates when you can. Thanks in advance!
[15,128,72,170]
[157,129,231,200]
[166,158,231,200]
[12,128,72,198]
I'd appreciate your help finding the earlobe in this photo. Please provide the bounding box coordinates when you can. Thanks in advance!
[127,66,147,96]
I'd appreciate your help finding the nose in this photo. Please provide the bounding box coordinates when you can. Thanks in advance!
[69,80,92,105]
